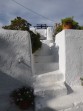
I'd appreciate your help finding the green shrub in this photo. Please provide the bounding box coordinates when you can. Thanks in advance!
[30,31,42,53]
[80,77,83,81]
[61,17,73,25]
[54,24,62,35]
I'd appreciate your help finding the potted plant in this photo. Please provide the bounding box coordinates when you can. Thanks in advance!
[10,86,35,110]
[61,17,73,29]
[80,77,83,86]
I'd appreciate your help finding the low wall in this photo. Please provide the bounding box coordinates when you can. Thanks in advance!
[0,29,33,91]
[55,30,83,86]
[30,27,53,40]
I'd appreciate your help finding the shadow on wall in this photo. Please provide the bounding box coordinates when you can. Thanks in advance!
[55,45,59,62]
[51,43,59,62]
[0,37,16,57]
[0,70,24,92]
[64,82,73,94]
[34,42,52,56]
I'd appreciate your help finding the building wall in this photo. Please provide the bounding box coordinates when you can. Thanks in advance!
[55,30,66,81]
[30,27,53,40]
[36,29,47,37]
[0,29,33,91]
[55,30,83,86]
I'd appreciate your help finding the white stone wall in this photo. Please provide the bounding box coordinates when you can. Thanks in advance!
[35,29,47,37]
[55,30,83,86]
[47,27,53,40]
[0,29,33,90]
[30,27,53,40]
[55,30,66,81]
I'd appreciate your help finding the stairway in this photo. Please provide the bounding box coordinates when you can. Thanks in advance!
[33,40,67,111]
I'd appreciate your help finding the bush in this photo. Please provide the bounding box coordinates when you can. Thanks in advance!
[30,31,42,53]
[10,86,35,110]
[54,17,82,36]
[61,17,79,29]
[54,24,62,35]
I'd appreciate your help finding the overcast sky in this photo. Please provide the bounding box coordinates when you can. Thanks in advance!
[0,0,83,27]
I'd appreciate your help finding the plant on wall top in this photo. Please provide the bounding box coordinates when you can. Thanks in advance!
[61,17,79,29]
[54,17,82,36]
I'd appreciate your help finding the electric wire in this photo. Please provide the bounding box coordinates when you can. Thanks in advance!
[11,0,55,23]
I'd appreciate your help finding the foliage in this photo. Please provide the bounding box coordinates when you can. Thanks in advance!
[61,17,79,29]
[54,17,82,35]
[2,17,42,53]
[30,31,42,53]
[3,17,31,31]
[54,24,62,35]
[80,77,83,81]
[61,17,73,24]
[10,86,35,110]
[79,26,83,30]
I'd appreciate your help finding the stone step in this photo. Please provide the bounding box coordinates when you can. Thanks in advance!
[34,55,55,63]
[34,70,64,86]
[34,63,59,74]
[34,46,52,56]
[35,86,83,111]
[41,40,54,45]
[34,40,54,56]
[34,82,67,98]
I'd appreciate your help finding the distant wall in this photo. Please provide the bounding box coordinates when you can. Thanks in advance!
[30,27,53,40]
[0,29,33,91]
[36,29,47,37]
[55,30,83,86]
[47,27,53,40]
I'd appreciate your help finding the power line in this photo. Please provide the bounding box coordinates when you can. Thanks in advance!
[11,0,55,23]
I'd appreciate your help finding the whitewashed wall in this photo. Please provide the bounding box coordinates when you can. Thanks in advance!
[30,27,53,40]
[55,30,66,81]
[36,29,47,37]
[47,27,53,40]
[0,29,33,91]
[55,30,83,86]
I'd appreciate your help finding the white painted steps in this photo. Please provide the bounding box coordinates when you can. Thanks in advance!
[34,55,55,63]
[34,82,67,98]
[34,63,59,74]
[41,40,54,45]
[34,45,52,56]
[34,39,67,111]
[35,86,83,111]
[34,40,53,56]
[34,70,64,85]
[34,70,66,98]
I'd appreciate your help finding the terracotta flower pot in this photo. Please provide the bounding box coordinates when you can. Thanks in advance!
[62,23,73,29]
[19,101,31,109]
